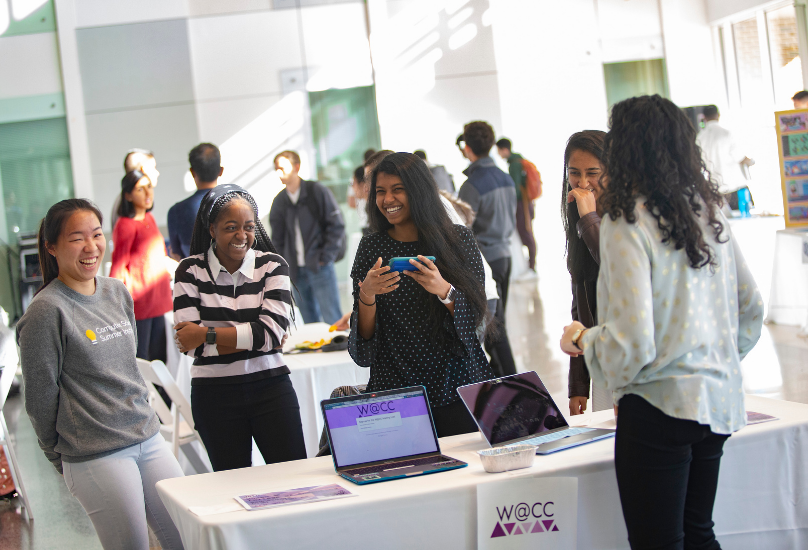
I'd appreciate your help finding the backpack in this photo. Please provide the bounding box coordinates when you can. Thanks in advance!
[520,158,543,200]
[303,181,347,262]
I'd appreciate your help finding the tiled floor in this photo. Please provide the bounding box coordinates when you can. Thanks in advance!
[0,215,806,549]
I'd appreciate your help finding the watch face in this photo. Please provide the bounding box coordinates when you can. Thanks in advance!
[206,328,216,344]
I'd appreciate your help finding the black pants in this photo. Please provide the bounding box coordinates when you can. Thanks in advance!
[485,258,516,377]
[615,395,730,550]
[432,399,478,438]
[191,374,307,471]
[135,315,167,363]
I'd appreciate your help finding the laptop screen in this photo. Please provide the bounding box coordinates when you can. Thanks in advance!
[323,388,439,468]
[456,372,568,445]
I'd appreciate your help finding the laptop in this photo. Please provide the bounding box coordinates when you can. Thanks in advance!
[457,372,615,455]
[320,386,467,485]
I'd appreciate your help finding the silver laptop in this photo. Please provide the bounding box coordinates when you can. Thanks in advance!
[457,372,615,455]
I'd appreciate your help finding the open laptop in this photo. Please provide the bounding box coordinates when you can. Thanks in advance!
[457,372,615,455]
[321,386,467,485]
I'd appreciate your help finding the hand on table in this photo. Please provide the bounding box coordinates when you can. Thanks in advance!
[331,312,351,332]
[569,396,588,416]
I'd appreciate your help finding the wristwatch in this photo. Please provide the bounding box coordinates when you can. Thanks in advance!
[206,327,217,345]
[439,284,456,304]
[571,328,585,350]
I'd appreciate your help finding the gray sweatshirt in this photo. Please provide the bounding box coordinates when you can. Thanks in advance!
[16,277,159,473]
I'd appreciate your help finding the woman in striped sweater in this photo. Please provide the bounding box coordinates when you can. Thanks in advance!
[173,184,306,471]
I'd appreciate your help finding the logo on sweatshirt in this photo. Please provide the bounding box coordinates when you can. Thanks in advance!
[85,329,98,345]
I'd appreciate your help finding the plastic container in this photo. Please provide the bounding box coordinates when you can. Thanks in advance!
[477,445,537,473]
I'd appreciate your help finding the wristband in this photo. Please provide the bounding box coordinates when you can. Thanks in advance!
[359,289,376,306]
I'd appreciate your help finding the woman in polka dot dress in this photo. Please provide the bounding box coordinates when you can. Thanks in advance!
[560,96,764,549]
[349,152,494,438]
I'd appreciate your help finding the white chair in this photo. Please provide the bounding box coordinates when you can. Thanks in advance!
[136,359,210,474]
[0,364,33,519]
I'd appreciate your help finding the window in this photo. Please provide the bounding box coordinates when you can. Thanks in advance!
[733,17,769,107]
[766,4,802,109]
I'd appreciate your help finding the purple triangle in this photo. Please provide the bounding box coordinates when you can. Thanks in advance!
[490,523,507,538]
[531,521,545,533]
[513,525,524,535]
[522,522,532,533]
[552,525,559,532]
[542,519,554,530]
[504,522,516,534]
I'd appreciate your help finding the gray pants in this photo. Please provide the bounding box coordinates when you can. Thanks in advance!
[63,433,185,550]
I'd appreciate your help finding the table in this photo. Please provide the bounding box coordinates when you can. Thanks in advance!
[767,229,808,329]
[173,323,369,461]
[156,395,808,549]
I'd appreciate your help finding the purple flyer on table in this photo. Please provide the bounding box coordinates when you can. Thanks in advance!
[235,484,356,511]
[746,411,778,425]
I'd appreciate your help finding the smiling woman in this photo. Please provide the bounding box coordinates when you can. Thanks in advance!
[17,198,185,550]
[172,184,306,472]
[110,169,173,365]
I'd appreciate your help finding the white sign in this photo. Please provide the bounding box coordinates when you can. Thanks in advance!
[477,477,578,550]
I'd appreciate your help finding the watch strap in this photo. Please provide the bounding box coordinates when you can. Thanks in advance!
[206,326,217,345]
[571,328,584,350]
[439,284,455,304]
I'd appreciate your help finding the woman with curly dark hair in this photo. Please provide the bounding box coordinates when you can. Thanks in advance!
[560,130,612,416]
[350,152,494,437]
[560,95,764,549]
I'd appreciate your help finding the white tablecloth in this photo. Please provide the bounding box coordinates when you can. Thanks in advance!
[767,229,808,328]
[156,395,808,550]
[173,323,369,460]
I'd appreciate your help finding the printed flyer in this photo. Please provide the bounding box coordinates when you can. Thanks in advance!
[776,109,808,228]
[235,484,356,511]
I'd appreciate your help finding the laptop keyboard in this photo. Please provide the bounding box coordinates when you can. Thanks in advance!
[517,427,593,447]
[345,456,453,476]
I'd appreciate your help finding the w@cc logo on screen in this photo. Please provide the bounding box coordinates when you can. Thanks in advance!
[356,401,396,417]
[490,501,559,538]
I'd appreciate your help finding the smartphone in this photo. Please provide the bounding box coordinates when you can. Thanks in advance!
[388,256,436,272]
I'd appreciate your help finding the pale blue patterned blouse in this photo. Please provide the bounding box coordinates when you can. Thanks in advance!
[581,200,763,434]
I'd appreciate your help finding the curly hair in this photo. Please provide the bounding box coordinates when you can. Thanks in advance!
[600,95,726,271]
[561,130,606,283]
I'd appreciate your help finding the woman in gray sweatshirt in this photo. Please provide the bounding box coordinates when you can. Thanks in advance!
[17,199,184,550]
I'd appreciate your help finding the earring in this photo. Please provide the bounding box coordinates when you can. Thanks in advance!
[212,240,217,251]
[251,239,257,250]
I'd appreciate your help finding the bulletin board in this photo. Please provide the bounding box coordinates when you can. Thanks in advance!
[776,109,808,228]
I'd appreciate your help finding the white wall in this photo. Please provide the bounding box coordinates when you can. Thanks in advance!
[706,0,785,24]
[659,0,724,108]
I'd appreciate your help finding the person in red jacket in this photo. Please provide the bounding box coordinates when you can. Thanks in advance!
[110,169,173,363]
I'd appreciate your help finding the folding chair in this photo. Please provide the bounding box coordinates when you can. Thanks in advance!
[0,364,33,519]
[136,359,210,474]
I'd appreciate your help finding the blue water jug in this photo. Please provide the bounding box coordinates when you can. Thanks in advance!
[737,188,751,218]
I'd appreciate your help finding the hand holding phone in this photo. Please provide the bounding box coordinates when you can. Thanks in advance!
[388,256,436,272]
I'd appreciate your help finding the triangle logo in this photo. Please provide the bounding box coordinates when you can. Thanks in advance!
[552,525,560,532]
[542,519,555,531]
[504,523,516,534]
[531,521,545,533]
[491,523,507,538]
[513,525,524,535]
[522,522,533,533]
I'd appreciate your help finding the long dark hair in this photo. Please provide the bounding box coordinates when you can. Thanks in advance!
[367,152,492,340]
[117,169,153,219]
[600,95,725,270]
[37,199,104,292]
[561,130,606,284]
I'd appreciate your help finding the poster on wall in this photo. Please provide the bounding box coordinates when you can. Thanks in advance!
[776,109,808,228]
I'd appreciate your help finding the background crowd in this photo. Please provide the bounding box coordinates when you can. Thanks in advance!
[16,94,766,550]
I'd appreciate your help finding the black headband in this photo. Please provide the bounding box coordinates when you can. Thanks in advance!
[199,184,257,228]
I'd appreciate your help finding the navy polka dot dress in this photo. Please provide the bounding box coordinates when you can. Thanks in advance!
[348,225,494,409]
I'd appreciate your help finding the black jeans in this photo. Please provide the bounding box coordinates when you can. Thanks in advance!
[191,374,307,471]
[432,399,478,438]
[615,394,730,550]
[485,257,516,377]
